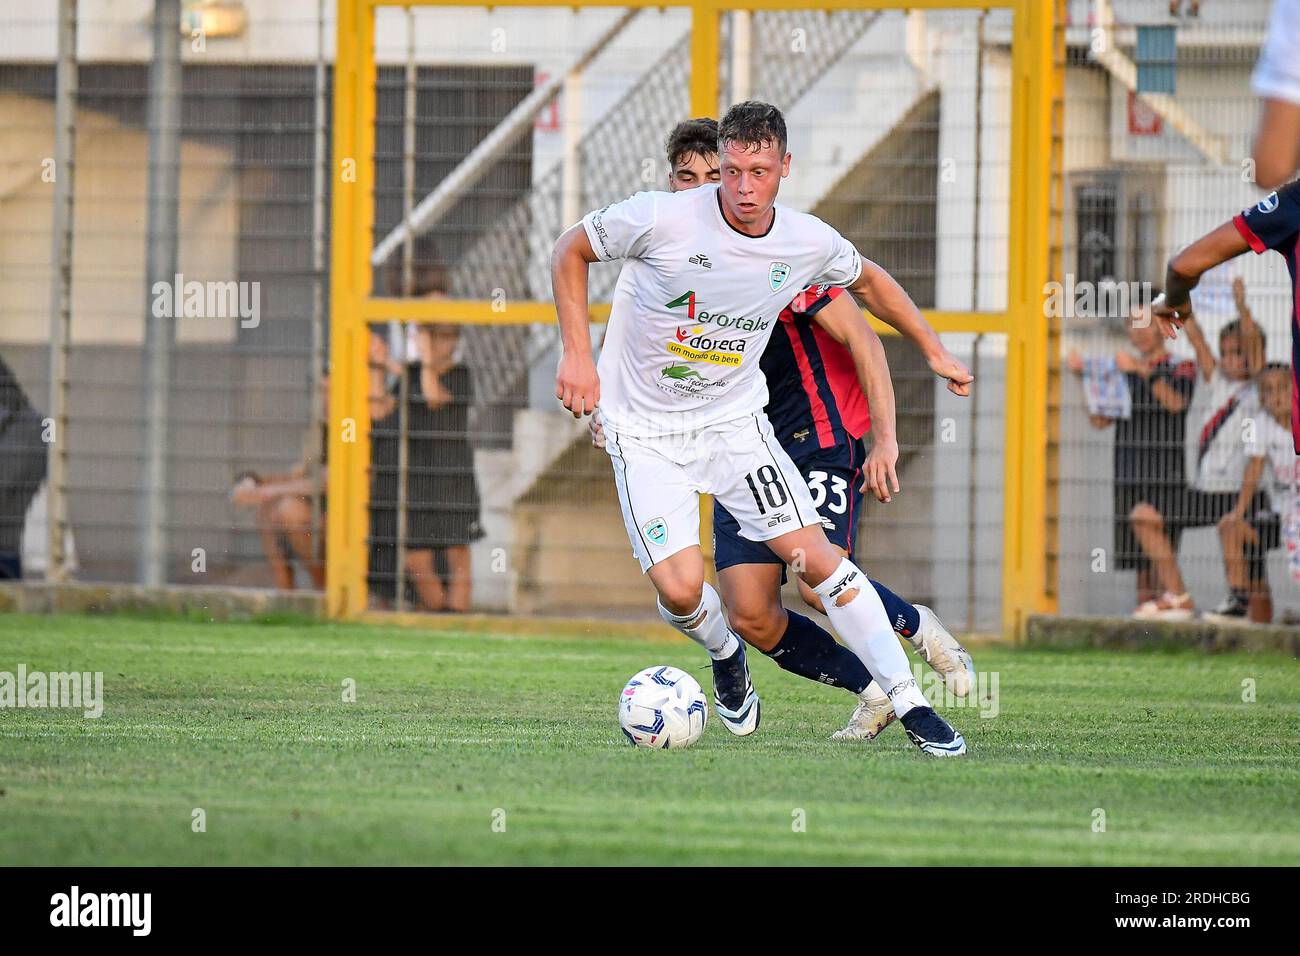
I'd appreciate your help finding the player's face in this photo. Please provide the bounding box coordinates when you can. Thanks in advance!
[717,139,790,229]
[1220,333,1248,380]
[669,151,720,193]
[1261,369,1291,423]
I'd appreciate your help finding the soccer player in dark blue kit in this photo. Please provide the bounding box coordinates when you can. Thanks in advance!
[593,118,975,741]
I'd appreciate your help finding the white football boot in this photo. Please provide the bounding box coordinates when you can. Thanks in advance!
[907,605,976,698]
[831,680,896,741]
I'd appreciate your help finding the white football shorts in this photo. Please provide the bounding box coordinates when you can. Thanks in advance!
[603,412,821,572]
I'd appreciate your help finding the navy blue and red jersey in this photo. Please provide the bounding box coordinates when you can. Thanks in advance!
[761,284,871,463]
[1232,179,1300,453]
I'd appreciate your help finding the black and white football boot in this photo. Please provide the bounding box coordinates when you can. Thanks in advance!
[900,705,967,757]
[711,636,761,736]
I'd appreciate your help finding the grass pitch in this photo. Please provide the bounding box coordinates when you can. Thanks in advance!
[1,612,1297,866]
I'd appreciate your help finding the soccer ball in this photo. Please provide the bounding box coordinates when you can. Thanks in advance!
[618,666,708,749]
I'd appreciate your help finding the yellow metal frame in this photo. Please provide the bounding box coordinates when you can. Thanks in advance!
[329,0,1062,637]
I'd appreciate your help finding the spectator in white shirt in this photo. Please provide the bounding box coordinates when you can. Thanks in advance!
[1214,363,1300,623]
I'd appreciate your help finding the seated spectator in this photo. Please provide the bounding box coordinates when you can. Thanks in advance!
[0,354,48,580]
[1131,277,1268,619]
[1067,295,1197,610]
[1209,363,1296,623]
[231,375,329,590]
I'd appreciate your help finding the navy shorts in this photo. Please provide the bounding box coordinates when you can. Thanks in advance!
[712,439,865,572]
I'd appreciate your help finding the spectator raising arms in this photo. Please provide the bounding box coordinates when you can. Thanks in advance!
[1140,278,1270,620]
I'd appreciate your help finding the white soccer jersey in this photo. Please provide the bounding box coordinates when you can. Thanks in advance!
[582,184,862,438]
[1253,0,1300,106]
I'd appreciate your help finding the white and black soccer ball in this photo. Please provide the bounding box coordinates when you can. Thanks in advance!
[618,666,708,749]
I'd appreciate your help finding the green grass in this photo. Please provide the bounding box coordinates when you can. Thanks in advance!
[0,612,1297,865]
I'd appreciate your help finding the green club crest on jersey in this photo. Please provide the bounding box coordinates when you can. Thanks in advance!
[769,261,791,292]
[661,364,705,381]
[643,517,668,546]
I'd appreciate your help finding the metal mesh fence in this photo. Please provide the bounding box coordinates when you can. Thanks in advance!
[16,3,1287,631]
[357,6,1012,628]
[1056,0,1298,623]
[0,2,331,590]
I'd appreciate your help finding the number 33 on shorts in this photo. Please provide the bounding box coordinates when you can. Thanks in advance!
[805,470,849,514]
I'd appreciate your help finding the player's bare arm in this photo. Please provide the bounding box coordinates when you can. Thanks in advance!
[845,258,973,397]
[550,223,602,418]
[1252,97,1300,190]
[811,293,900,503]
[1154,220,1251,343]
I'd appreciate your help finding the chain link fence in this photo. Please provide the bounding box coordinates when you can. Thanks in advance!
[1057,0,1298,622]
[1,2,332,590]
[10,2,1287,630]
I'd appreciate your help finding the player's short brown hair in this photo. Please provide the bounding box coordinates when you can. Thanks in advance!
[718,101,787,155]
[665,117,719,169]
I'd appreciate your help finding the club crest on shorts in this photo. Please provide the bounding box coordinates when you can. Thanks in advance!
[769,261,791,293]
[643,517,668,546]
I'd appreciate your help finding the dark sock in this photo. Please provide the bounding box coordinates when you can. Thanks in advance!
[0,552,20,580]
[869,578,921,637]
[764,611,874,694]
[1231,588,1250,606]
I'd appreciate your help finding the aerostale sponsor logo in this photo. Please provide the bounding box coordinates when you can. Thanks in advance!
[664,291,769,332]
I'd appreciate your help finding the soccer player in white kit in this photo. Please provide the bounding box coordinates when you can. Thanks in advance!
[552,102,972,755]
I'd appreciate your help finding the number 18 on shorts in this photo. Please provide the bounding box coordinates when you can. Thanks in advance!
[604,413,821,572]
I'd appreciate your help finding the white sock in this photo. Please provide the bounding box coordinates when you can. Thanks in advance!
[811,558,928,718]
[658,583,739,661]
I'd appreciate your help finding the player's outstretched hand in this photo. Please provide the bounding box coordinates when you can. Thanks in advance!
[588,407,606,449]
[1148,294,1187,340]
[863,435,900,503]
[555,353,600,419]
[928,349,974,397]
